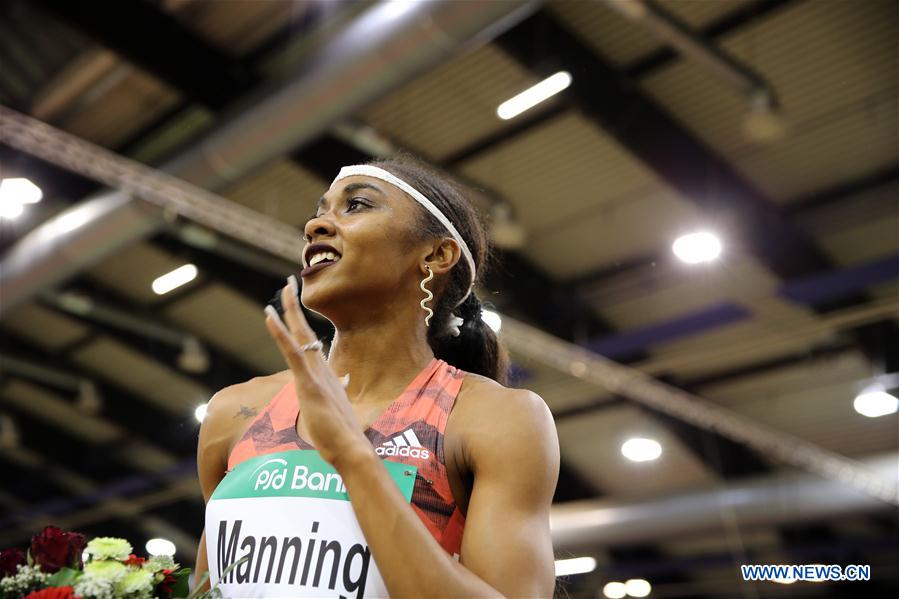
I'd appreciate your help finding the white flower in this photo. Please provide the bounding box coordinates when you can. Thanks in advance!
[85,537,133,561]
[115,567,155,595]
[142,554,177,572]
[74,574,116,599]
[0,564,49,596]
[83,559,128,582]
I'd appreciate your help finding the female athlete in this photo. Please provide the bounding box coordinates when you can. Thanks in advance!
[194,156,560,598]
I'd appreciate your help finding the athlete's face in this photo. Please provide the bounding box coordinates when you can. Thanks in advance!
[300,175,426,314]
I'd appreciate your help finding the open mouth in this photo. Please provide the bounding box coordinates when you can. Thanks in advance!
[302,244,342,277]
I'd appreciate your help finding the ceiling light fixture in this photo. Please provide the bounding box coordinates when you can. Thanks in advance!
[554,557,597,577]
[146,538,176,557]
[621,437,662,462]
[497,71,572,120]
[481,309,502,333]
[853,389,899,418]
[152,264,198,295]
[625,578,652,597]
[0,177,43,205]
[602,581,627,599]
[0,177,43,220]
[672,231,722,264]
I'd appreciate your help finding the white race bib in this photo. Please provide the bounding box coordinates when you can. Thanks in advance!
[206,450,417,598]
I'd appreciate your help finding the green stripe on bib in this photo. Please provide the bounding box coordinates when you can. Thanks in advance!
[212,450,417,502]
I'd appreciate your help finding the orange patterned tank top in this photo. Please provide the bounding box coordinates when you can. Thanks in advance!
[227,357,467,557]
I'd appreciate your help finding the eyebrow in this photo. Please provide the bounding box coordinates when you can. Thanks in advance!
[314,182,385,210]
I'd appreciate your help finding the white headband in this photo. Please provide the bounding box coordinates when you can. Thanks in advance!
[331,165,476,305]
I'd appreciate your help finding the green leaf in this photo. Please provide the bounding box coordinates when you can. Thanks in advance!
[183,570,209,599]
[26,548,33,567]
[184,556,247,599]
[169,569,191,598]
[46,567,82,587]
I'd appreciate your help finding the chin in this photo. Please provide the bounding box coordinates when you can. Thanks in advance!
[300,281,342,316]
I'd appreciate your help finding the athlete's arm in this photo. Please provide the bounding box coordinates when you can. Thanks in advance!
[336,387,559,598]
[193,385,240,591]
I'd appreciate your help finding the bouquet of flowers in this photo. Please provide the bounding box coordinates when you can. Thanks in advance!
[0,526,241,599]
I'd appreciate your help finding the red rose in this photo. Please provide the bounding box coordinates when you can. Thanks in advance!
[29,527,87,573]
[123,554,147,566]
[158,569,178,595]
[0,547,27,577]
[25,586,80,599]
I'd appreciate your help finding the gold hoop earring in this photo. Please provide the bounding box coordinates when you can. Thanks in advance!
[420,265,434,327]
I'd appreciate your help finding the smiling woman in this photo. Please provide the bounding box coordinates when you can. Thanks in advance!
[195,154,560,598]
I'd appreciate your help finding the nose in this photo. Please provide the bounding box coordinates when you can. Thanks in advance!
[303,213,336,243]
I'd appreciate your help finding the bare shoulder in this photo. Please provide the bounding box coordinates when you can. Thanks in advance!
[206,370,291,424]
[199,370,292,471]
[454,372,557,453]
[457,372,553,421]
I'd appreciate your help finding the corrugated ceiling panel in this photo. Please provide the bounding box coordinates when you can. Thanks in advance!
[72,336,209,415]
[2,379,121,443]
[731,98,898,202]
[556,404,718,497]
[224,159,325,228]
[595,255,778,331]
[170,0,295,56]
[1,303,89,350]
[701,351,898,457]
[163,283,285,374]
[360,44,544,160]
[816,209,899,267]
[86,242,200,305]
[641,0,898,203]
[61,67,181,149]
[508,351,612,413]
[459,111,699,277]
[549,0,754,67]
[638,294,832,380]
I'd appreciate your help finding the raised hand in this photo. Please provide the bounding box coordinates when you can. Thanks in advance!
[263,275,368,467]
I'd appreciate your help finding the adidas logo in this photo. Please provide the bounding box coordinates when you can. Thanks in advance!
[375,428,431,460]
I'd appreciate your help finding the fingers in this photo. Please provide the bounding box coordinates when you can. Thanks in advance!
[264,305,305,371]
[281,275,318,344]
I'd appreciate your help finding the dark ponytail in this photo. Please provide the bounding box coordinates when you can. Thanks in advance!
[368,154,510,385]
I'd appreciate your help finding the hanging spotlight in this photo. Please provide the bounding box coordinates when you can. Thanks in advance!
[489,203,527,249]
[743,91,787,143]
[178,336,210,373]
[76,380,103,415]
[0,415,20,449]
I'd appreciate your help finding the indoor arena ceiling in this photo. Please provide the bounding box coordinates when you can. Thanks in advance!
[1,0,897,596]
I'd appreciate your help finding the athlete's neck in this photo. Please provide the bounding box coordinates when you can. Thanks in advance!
[324,310,434,406]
